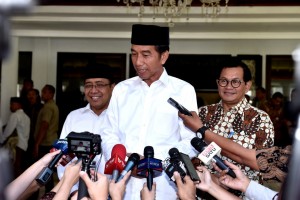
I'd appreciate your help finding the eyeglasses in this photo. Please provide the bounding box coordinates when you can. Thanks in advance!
[84,83,110,90]
[217,78,244,88]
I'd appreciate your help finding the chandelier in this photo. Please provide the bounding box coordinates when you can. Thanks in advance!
[116,0,229,23]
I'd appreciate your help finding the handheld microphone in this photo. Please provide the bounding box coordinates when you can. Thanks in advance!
[163,148,200,182]
[104,144,126,181]
[35,139,69,185]
[116,153,140,182]
[137,146,163,191]
[191,137,236,178]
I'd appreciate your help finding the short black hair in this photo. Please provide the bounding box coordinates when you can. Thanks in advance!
[44,84,56,94]
[219,58,252,82]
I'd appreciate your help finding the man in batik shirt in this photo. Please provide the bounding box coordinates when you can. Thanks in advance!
[197,58,274,197]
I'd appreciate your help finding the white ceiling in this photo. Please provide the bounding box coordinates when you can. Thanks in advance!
[9,6,300,39]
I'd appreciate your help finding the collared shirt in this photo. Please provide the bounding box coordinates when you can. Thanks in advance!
[57,104,107,193]
[1,109,30,151]
[101,68,198,200]
[34,99,59,146]
[199,98,274,181]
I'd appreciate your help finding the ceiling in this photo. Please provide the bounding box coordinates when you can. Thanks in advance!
[8,1,300,40]
[38,0,300,6]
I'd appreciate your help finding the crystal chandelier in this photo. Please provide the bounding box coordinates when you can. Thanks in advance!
[116,0,229,21]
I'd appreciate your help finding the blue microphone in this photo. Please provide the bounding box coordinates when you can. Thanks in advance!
[116,153,140,182]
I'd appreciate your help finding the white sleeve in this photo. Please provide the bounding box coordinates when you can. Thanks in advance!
[245,180,278,200]
[1,114,17,143]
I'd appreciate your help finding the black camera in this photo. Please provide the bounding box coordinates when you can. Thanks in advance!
[67,131,101,156]
[67,132,102,199]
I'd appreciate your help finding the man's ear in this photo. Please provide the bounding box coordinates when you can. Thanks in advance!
[245,80,252,93]
[161,51,169,65]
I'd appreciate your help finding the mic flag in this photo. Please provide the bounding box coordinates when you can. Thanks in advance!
[104,144,126,180]
[137,146,162,190]
[137,157,163,177]
[191,137,236,178]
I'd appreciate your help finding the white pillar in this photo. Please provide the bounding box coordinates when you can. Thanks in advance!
[1,36,19,124]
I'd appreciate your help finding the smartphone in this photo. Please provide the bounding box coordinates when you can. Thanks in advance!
[180,152,200,182]
[167,97,192,116]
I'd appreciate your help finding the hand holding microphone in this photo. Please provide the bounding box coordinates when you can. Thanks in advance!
[35,139,70,185]
[191,137,236,178]
[163,147,199,182]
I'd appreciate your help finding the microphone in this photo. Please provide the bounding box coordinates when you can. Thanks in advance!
[163,148,199,182]
[191,137,236,178]
[104,144,126,181]
[137,146,163,191]
[116,153,140,182]
[35,139,69,185]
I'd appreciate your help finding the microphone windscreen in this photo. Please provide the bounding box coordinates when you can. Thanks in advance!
[128,153,140,165]
[144,146,154,158]
[111,144,126,161]
[168,148,180,158]
[191,137,206,152]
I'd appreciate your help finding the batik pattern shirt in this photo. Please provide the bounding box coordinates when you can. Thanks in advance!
[199,98,274,181]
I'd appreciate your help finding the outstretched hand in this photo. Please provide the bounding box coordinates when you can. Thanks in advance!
[109,170,131,200]
[178,111,203,132]
[80,171,109,200]
[215,160,250,193]
[173,171,196,200]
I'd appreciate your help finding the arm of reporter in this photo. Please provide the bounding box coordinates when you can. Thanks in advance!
[5,150,61,200]
[141,182,156,200]
[52,160,81,200]
[109,171,131,200]
[179,111,258,170]
[173,172,196,200]
[217,161,278,200]
[195,166,239,200]
[79,171,109,200]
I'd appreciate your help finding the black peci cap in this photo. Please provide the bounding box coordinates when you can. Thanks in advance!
[83,62,115,84]
[131,24,169,45]
[10,97,22,104]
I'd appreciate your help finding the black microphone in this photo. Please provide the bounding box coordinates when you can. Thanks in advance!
[164,148,200,182]
[191,137,236,178]
[116,153,140,182]
[35,139,69,185]
[144,146,154,190]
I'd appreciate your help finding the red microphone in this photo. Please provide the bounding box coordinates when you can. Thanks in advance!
[104,144,126,181]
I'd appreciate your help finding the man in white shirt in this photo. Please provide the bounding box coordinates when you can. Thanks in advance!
[101,24,198,200]
[0,97,30,177]
[57,63,115,196]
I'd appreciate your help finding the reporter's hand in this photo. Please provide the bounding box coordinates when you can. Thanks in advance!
[39,149,61,167]
[216,160,250,193]
[140,182,156,200]
[63,160,82,186]
[80,171,109,200]
[109,170,131,200]
[178,111,203,132]
[194,166,214,192]
[173,172,196,200]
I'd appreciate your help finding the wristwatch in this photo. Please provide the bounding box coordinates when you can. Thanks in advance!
[196,126,209,139]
